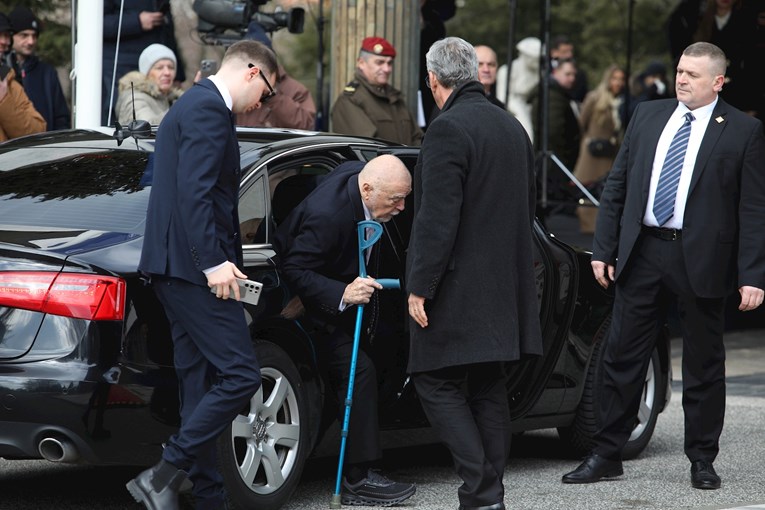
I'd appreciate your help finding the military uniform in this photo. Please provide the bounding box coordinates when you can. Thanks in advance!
[331,70,423,146]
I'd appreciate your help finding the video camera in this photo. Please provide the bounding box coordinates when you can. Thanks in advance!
[193,0,304,45]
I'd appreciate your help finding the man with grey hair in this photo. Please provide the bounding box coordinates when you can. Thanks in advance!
[407,37,543,510]
[562,42,765,490]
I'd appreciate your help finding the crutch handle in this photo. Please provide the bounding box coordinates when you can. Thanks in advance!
[375,278,400,289]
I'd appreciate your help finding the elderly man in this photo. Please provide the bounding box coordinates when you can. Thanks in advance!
[274,155,416,507]
[408,37,543,510]
[562,42,765,490]
[331,36,422,145]
[474,44,504,109]
[8,5,70,130]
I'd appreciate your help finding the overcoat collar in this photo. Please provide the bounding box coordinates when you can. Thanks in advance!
[440,81,485,112]
[346,173,366,223]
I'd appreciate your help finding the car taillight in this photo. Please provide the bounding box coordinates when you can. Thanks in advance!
[0,272,126,321]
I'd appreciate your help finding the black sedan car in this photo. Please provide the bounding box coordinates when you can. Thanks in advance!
[0,128,671,510]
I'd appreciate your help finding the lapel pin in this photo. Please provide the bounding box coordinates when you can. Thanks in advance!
[715,116,724,124]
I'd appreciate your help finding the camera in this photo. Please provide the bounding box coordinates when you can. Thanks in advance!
[193,0,304,45]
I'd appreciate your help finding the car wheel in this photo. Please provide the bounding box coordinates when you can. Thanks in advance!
[558,326,667,460]
[218,340,309,510]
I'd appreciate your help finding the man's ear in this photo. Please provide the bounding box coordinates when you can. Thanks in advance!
[713,74,725,92]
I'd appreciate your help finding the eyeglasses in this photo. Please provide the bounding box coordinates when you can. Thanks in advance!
[248,63,276,103]
[424,74,431,89]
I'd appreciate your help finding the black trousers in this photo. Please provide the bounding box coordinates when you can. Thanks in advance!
[412,362,510,507]
[593,234,726,463]
[153,278,261,510]
[323,322,382,466]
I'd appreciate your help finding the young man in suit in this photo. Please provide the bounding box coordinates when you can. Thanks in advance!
[274,155,416,507]
[562,42,765,490]
[129,40,277,510]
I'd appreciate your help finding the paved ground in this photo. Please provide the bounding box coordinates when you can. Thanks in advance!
[1,329,763,510]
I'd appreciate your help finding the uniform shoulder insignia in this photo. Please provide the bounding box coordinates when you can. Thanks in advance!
[343,81,359,95]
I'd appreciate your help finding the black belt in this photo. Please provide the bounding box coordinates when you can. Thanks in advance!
[642,225,682,241]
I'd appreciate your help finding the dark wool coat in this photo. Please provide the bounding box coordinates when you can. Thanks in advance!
[19,55,70,131]
[406,81,543,373]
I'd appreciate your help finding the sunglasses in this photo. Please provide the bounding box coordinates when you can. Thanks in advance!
[248,63,276,103]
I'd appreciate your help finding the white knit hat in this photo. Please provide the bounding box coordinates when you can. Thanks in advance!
[139,44,177,75]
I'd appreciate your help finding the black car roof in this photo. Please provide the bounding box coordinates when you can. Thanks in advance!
[0,127,403,156]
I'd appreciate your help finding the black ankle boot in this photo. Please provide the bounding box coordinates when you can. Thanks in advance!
[126,459,188,510]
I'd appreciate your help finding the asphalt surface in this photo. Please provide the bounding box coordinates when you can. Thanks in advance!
[1,329,764,510]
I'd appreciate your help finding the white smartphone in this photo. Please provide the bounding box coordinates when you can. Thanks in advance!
[211,278,263,305]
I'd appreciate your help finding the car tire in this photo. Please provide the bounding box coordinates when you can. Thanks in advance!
[218,340,309,510]
[558,326,667,460]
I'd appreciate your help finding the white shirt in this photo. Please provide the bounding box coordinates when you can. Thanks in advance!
[203,74,234,276]
[207,74,233,111]
[643,98,718,229]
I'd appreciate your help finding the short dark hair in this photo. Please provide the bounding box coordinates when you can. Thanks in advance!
[682,42,727,76]
[551,35,573,51]
[223,40,278,76]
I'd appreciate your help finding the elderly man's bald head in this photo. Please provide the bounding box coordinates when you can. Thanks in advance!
[358,155,411,222]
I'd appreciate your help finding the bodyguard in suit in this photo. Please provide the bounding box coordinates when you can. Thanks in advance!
[407,37,543,510]
[274,155,416,506]
[128,41,277,510]
[562,42,765,490]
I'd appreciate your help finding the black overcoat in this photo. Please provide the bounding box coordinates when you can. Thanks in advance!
[406,81,543,373]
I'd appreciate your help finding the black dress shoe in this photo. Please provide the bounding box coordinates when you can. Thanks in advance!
[691,460,721,490]
[126,459,188,510]
[561,453,623,484]
[458,504,505,510]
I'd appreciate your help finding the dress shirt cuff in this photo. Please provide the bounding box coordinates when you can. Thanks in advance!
[203,261,228,275]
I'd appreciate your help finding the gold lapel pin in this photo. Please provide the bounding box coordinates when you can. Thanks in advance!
[715,116,724,124]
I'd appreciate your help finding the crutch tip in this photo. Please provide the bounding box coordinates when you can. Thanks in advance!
[330,494,343,508]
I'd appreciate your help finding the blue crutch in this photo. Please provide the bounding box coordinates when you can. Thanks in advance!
[330,220,400,509]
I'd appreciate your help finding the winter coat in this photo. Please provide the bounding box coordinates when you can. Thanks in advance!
[406,81,543,373]
[115,71,182,125]
[0,69,46,141]
[236,65,316,130]
[331,70,423,146]
[19,55,70,131]
[102,0,184,124]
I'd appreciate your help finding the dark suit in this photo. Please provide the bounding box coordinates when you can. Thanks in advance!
[406,81,543,508]
[592,98,765,462]
[138,79,261,508]
[273,162,383,465]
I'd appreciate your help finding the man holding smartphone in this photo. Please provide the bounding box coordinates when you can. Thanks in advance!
[129,40,278,510]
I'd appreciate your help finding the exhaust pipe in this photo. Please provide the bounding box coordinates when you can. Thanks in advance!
[38,437,78,463]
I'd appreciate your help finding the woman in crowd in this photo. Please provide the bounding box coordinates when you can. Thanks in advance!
[572,64,625,233]
[115,43,182,125]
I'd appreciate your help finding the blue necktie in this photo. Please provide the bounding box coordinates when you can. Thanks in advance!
[653,112,695,226]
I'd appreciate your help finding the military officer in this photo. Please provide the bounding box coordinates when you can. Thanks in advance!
[331,36,423,145]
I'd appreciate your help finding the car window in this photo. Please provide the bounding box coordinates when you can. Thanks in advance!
[0,149,151,234]
[238,174,268,246]
[269,162,334,227]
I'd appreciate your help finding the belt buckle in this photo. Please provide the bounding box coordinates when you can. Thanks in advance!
[669,229,678,241]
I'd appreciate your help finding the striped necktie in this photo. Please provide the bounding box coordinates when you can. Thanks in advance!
[653,112,695,226]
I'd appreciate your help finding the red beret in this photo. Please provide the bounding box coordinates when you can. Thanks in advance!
[361,37,396,58]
